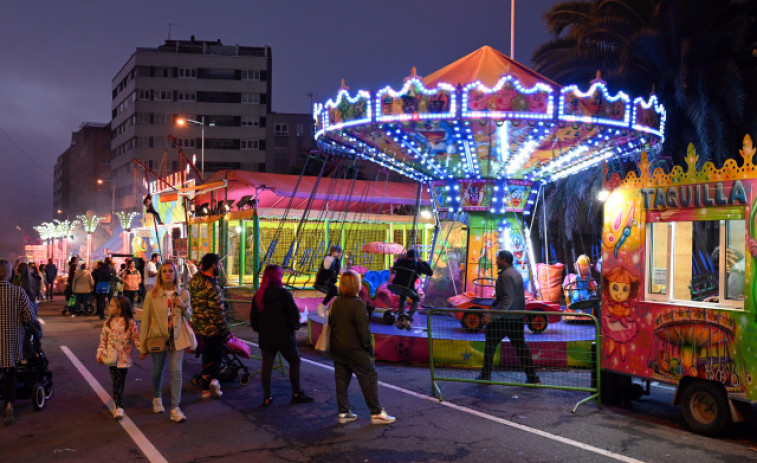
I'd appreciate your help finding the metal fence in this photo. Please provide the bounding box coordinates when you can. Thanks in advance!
[426,308,601,412]
[223,286,255,325]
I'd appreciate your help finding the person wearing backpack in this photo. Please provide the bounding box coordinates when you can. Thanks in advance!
[72,263,95,316]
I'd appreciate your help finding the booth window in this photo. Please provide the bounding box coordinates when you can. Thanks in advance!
[646,219,745,308]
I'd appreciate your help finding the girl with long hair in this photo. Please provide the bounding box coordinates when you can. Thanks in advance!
[96,296,139,420]
[250,264,313,407]
[138,262,192,423]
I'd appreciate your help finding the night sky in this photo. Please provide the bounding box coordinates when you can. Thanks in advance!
[0,0,561,258]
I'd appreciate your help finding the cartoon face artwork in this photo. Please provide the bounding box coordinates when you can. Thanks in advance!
[609,281,631,303]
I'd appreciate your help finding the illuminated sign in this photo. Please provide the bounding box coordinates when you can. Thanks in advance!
[640,180,747,210]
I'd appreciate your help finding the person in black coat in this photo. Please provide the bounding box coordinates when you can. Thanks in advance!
[314,245,342,317]
[250,264,313,407]
[44,258,58,302]
[391,249,433,330]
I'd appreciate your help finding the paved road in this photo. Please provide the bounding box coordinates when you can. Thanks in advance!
[2,299,757,463]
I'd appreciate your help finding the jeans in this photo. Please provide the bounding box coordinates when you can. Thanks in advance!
[151,348,184,408]
[482,318,538,382]
[95,293,108,317]
[333,360,381,415]
[397,291,420,317]
[45,281,54,301]
[1,367,17,405]
[200,335,225,389]
[123,290,137,308]
[261,345,301,397]
[109,367,128,408]
[74,293,91,314]
[321,283,338,305]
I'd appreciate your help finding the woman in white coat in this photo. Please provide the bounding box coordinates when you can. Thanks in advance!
[139,261,193,423]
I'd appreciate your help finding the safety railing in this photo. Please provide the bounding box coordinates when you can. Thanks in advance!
[426,308,601,412]
[223,286,254,326]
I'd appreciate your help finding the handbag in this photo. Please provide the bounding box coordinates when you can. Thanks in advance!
[314,307,332,354]
[95,281,110,294]
[102,346,118,365]
[146,305,168,353]
[179,316,198,353]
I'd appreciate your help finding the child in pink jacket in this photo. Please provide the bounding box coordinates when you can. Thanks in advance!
[96,295,139,420]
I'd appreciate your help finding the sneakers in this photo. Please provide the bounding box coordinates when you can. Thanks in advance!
[403,316,413,330]
[475,372,491,381]
[395,314,407,330]
[3,404,13,426]
[209,379,223,399]
[291,391,314,404]
[370,409,396,425]
[112,407,124,420]
[152,397,165,413]
[169,407,186,423]
[338,411,358,424]
[527,377,542,385]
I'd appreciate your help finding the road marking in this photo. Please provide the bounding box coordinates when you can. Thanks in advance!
[60,346,168,463]
[243,338,646,463]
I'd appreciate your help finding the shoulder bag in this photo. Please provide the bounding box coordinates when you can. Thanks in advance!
[314,306,332,354]
[102,332,119,365]
[146,302,168,353]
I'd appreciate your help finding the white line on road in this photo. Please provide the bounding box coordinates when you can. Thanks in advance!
[243,339,647,463]
[60,346,168,463]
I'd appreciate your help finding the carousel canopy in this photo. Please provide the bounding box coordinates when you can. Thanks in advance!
[314,46,665,212]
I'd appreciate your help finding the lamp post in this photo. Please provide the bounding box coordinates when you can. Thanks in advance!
[176,116,214,179]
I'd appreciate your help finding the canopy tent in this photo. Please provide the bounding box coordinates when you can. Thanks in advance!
[193,169,432,215]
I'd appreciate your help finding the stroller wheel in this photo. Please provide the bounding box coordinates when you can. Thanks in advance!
[32,382,46,411]
[239,373,251,386]
[382,311,396,325]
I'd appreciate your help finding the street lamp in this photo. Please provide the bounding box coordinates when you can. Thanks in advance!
[176,116,214,179]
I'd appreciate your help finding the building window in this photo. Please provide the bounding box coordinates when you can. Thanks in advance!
[274,123,289,136]
[241,93,260,104]
[242,70,261,81]
[645,219,745,308]
[177,138,196,149]
[297,124,304,137]
[241,116,260,128]
[177,92,196,102]
[241,140,260,150]
[153,114,168,125]
[136,113,151,125]
[137,90,152,100]
[178,68,197,78]
[154,90,173,101]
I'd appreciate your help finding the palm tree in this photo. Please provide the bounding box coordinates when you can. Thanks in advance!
[529,0,757,271]
[533,0,757,166]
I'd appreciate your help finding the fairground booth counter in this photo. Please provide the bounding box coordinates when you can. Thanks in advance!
[189,170,434,288]
[600,137,757,435]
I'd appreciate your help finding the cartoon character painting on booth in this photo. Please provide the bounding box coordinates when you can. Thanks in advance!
[602,266,640,361]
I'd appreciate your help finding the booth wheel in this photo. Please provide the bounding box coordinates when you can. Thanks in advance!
[681,381,730,436]
[239,373,251,386]
[32,382,46,411]
[460,312,482,333]
[382,311,396,325]
[527,314,549,334]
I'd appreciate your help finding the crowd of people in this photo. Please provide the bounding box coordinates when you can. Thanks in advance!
[2,246,540,428]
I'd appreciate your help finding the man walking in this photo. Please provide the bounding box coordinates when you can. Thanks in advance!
[144,253,161,294]
[0,259,34,425]
[188,253,229,400]
[44,258,57,302]
[476,250,540,384]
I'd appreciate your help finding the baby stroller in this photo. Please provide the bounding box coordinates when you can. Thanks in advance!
[191,334,252,387]
[0,321,54,411]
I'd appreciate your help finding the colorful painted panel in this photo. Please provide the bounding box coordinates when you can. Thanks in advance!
[559,82,630,127]
[463,77,554,119]
[377,79,455,122]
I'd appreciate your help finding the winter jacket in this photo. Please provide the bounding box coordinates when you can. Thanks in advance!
[121,269,141,291]
[97,316,139,368]
[328,296,374,366]
[491,265,526,320]
[72,269,95,294]
[188,272,229,337]
[250,286,300,351]
[139,287,192,354]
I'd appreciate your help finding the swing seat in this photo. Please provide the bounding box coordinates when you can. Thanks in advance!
[387,267,419,300]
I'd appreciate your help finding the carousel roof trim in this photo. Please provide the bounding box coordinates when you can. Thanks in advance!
[422,45,560,89]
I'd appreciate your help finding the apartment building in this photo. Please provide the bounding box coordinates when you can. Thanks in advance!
[53,122,112,220]
[110,37,272,210]
[266,112,316,174]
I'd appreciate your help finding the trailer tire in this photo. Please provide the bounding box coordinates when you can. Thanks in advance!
[681,381,730,436]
